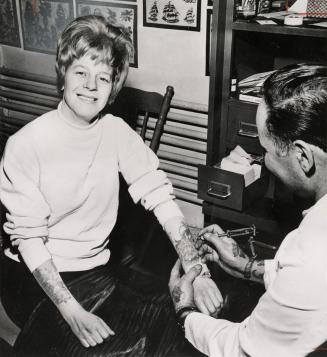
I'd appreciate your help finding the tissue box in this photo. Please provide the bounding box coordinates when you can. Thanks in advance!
[198,164,269,211]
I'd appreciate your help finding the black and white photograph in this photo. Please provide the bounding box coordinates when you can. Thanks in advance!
[0,0,327,356]
[19,0,74,54]
[0,0,21,47]
[76,0,138,67]
[143,0,201,31]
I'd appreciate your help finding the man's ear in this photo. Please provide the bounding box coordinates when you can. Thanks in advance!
[293,140,315,175]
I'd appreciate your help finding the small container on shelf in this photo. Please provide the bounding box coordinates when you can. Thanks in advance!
[235,0,257,20]
[234,0,272,20]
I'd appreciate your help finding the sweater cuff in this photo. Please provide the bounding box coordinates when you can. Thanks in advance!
[18,238,52,272]
[153,200,184,227]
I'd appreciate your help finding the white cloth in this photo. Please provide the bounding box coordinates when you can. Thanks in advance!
[185,193,327,357]
[0,102,183,272]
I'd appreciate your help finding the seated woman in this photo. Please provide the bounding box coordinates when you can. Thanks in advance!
[0,15,222,356]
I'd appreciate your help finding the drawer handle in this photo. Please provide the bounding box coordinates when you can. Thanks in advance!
[238,121,258,138]
[207,182,231,199]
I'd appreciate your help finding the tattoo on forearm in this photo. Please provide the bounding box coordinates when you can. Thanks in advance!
[252,260,264,281]
[232,242,247,258]
[33,259,73,306]
[174,222,199,264]
[171,286,183,304]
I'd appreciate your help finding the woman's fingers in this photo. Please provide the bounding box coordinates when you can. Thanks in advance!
[99,318,115,337]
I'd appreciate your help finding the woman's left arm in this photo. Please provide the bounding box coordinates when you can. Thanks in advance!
[116,121,223,315]
[164,216,223,316]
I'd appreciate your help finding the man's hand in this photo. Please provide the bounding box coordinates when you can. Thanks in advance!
[169,260,223,316]
[59,299,115,348]
[193,276,223,316]
[197,224,249,279]
[169,259,202,311]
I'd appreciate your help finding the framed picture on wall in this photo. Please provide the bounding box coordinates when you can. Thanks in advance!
[76,0,138,67]
[143,0,201,31]
[19,0,74,54]
[0,0,21,47]
[205,8,212,76]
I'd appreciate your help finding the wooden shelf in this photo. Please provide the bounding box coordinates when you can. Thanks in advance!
[203,0,325,237]
[233,21,327,38]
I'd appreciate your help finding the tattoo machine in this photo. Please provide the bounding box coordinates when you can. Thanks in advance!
[210,225,277,259]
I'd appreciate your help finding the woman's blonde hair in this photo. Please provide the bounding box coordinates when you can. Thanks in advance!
[56,15,133,104]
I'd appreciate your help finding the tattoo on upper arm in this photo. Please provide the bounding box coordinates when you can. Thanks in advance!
[33,259,72,306]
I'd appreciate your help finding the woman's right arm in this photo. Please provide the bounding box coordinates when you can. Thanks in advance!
[32,259,114,347]
[0,136,113,347]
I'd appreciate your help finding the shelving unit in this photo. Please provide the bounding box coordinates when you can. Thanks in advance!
[200,0,327,241]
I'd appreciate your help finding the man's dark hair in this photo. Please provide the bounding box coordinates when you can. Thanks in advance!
[262,63,327,152]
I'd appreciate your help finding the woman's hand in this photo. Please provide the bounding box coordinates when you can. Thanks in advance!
[192,276,223,317]
[58,299,115,348]
[198,224,249,279]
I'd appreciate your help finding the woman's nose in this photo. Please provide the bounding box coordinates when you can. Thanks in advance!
[84,75,97,90]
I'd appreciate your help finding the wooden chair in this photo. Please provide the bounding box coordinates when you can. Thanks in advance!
[107,85,175,273]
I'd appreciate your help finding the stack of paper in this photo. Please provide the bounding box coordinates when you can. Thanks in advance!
[238,70,276,103]
[220,146,262,187]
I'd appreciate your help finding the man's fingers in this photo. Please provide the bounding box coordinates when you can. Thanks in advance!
[199,244,213,255]
[184,264,202,283]
[199,224,224,237]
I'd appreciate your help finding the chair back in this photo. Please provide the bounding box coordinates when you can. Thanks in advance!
[108,85,174,153]
[107,85,175,268]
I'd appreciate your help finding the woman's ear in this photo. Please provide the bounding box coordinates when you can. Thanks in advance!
[294,140,315,175]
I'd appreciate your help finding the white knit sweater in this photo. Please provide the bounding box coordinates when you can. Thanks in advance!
[0,102,183,272]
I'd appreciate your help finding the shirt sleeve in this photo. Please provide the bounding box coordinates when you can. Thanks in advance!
[185,248,327,357]
[116,119,183,226]
[0,134,51,271]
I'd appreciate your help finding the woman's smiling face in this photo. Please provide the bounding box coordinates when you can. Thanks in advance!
[62,53,113,126]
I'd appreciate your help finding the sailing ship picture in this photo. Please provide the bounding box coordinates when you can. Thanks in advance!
[148,1,158,21]
[162,2,179,23]
[144,0,200,31]
[184,7,195,23]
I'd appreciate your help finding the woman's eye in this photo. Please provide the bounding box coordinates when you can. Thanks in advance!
[99,77,110,83]
[76,71,86,76]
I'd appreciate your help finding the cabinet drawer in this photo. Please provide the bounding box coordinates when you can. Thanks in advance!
[226,100,263,155]
[198,164,269,211]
